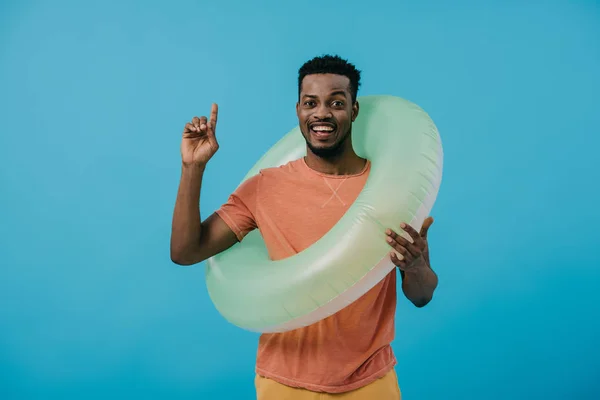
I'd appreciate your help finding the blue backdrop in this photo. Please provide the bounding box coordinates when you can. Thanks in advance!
[1,1,599,399]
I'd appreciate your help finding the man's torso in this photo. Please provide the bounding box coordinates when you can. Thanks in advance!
[216,158,397,393]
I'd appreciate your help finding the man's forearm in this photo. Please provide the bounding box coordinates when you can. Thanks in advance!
[401,264,438,307]
[170,164,205,264]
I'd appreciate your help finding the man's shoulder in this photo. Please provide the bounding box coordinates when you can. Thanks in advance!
[256,158,305,180]
[231,158,304,196]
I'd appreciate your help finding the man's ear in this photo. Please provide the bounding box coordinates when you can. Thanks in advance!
[352,101,359,122]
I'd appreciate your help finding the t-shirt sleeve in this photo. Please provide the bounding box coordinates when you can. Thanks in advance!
[215,174,259,242]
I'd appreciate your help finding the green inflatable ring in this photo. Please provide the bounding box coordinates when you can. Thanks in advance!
[206,95,443,332]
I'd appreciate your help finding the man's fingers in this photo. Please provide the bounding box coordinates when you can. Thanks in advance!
[390,252,407,268]
[387,229,420,258]
[386,235,414,262]
[209,103,218,127]
[400,222,420,240]
[187,117,205,132]
[420,216,434,239]
[184,104,217,142]
[184,119,208,137]
[188,104,217,136]
[206,104,218,140]
[184,122,198,134]
[396,223,425,248]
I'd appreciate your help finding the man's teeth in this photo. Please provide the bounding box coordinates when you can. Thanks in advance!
[312,126,334,132]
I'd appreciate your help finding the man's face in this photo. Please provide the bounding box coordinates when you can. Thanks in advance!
[296,73,359,158]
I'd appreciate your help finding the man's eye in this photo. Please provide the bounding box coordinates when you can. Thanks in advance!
[304,101,315,106]
[332,101,344,107]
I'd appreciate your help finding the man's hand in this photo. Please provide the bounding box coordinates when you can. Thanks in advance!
[182,103,219,168]
[386,216,434,271]
[386,216,437,307]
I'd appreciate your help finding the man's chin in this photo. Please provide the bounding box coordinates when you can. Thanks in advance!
[303,129,350,158]
[306,142,343,158]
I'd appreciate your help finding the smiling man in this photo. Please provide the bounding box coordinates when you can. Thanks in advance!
[170,55,438,399]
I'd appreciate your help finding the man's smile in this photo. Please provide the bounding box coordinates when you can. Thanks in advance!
[309,122,337,140]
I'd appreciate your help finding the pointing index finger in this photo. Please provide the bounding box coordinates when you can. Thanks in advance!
[209,103,218,127]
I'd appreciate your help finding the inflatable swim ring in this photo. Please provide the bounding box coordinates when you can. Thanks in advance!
[205,95,443,333]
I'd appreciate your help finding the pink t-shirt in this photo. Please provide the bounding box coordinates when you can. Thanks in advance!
[216,158,397,393]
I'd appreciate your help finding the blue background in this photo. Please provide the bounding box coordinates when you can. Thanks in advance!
[1,0,599,399]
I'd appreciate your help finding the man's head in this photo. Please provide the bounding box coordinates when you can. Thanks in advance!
[296,55,361,159]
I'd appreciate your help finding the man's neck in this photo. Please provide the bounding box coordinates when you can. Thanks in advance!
[304,150,367,176]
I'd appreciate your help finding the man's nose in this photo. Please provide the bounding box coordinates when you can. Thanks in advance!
[313,104,333,119]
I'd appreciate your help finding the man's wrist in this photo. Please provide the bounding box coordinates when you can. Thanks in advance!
[403,259,430,276]
[182,162,207,175]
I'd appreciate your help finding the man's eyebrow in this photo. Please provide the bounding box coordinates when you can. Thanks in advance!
[329,90,348,97]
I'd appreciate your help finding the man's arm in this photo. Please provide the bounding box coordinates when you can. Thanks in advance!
[170,164,238,265]
[170,104,239,265]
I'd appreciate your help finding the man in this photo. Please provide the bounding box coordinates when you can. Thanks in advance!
[170,55,438,399]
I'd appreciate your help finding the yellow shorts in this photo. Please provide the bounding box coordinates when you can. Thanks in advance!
[255,369,402,400]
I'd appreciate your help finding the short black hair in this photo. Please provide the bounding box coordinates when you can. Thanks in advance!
[298,54,362,103]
